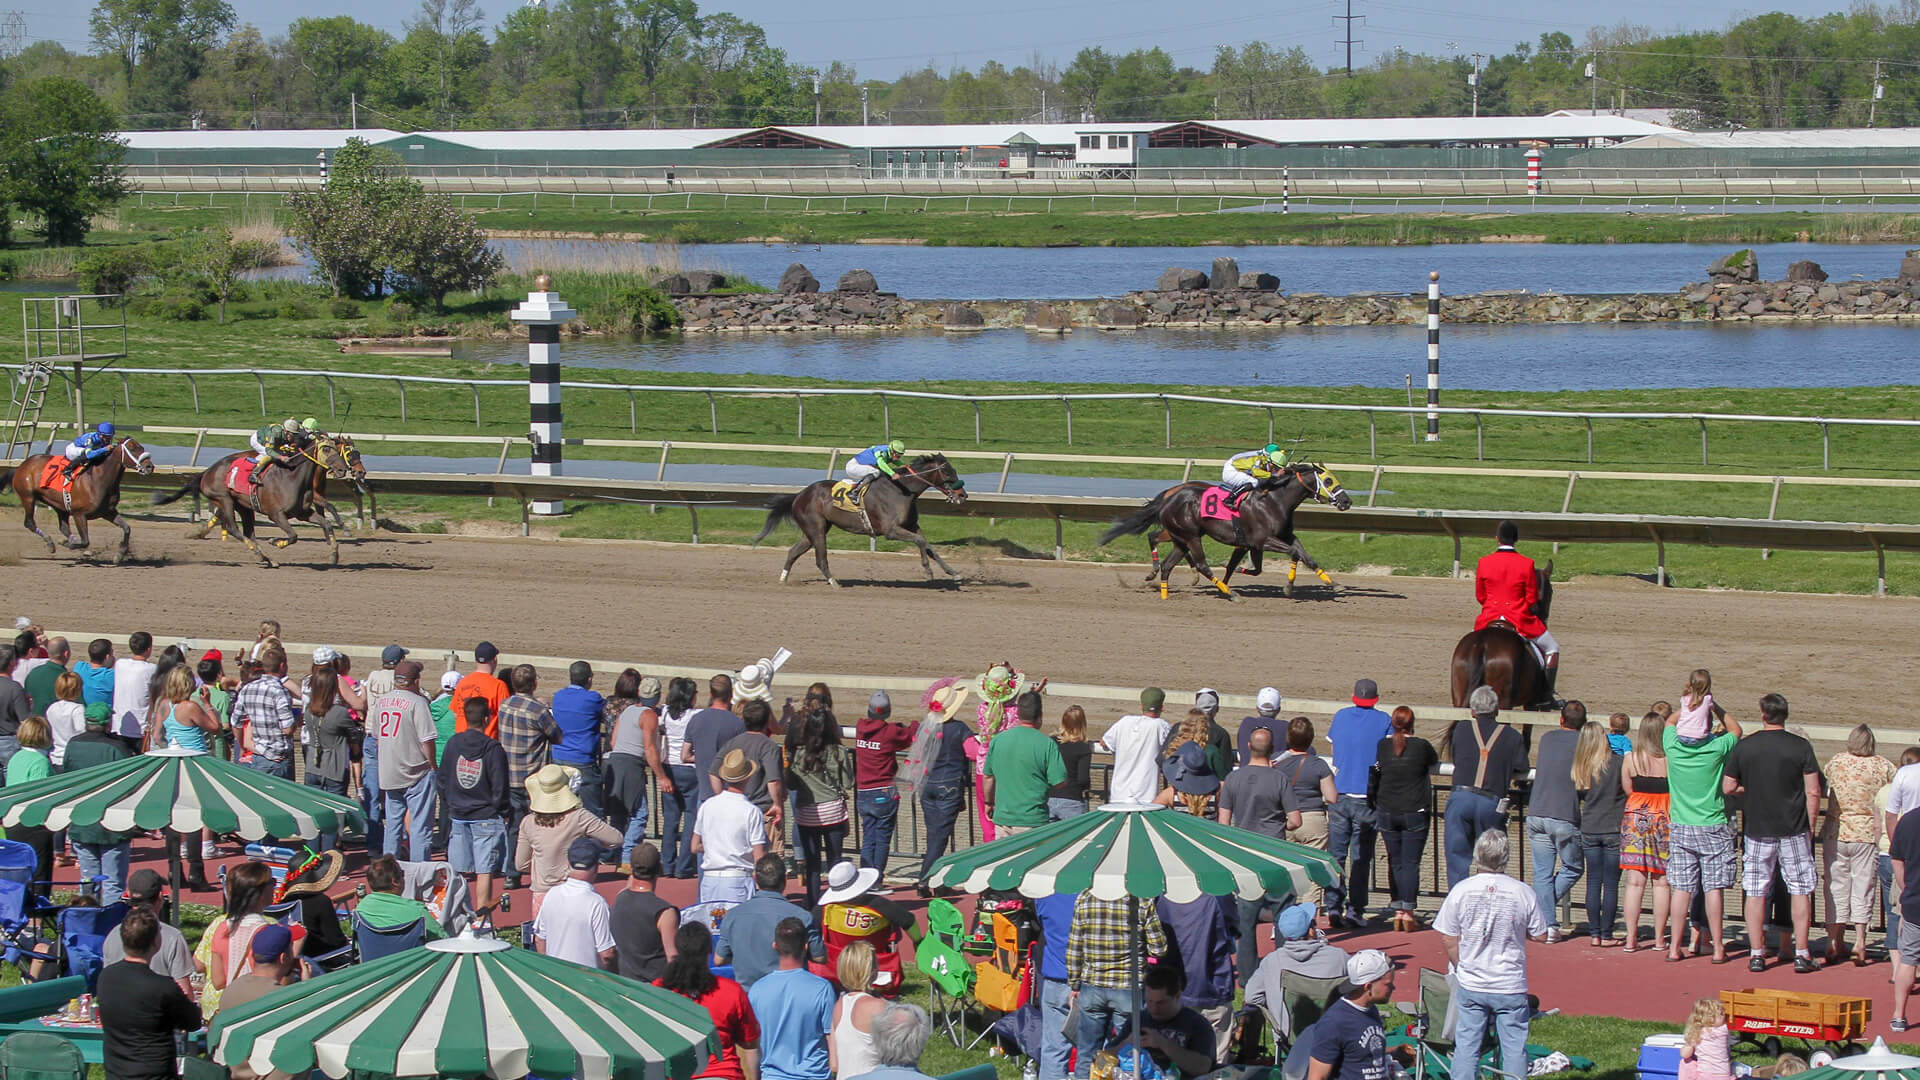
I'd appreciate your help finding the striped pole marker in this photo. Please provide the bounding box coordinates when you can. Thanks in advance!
[1426,271,1441,442]
[1282,165,1290,214]
[1525,147,1542,195]
[510,274,577,516]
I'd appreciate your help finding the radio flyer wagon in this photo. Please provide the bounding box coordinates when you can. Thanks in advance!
[1720,988,1871,1058]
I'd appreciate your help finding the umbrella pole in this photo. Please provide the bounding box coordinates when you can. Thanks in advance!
[1129,896,1142,1080]
[164,828,185,928]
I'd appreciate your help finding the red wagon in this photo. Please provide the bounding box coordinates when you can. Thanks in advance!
[1720,988,1871,1058]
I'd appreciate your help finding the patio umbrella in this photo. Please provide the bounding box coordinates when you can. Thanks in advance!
[926,803,1339,1077]
[0,746,364,919]
[211,937,720,1080]
[1795,1038,1920,1080]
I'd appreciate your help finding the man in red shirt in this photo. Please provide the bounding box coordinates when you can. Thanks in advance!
[854,692,917,872]
[451,641,508,740]
[1473,521,1559,698]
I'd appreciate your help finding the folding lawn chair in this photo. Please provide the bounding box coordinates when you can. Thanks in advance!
[353,915,427,962]
[1273,971,1346,1057]
[55,902,126,991]
[263,898,353,973]
[0,1031,84,1080]
[918,898,982,1049]
[0,841,63,981]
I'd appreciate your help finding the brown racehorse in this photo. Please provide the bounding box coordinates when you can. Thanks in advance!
[1099,463,1353,600]
[752,453,968,587]
[152,442,348,566]
[7,438,155,562]
[1449,561,1555,709]
[186,436,363,542]
[317,434,376,531]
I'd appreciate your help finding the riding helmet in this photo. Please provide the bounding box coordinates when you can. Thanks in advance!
[888,439,906,455]
[96,422,114,436]
[302,417,320,432]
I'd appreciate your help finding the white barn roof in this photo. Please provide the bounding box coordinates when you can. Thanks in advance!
[407,129,757,151]
[119,129,403,149]
[1618,127,1920,149]
[1187,115,1675,145]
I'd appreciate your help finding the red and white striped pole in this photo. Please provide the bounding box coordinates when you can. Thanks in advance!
[1526,147,1542,196]
[1426,271,1440,442]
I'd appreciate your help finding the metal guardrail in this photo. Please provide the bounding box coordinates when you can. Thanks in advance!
[8,365,1913,467]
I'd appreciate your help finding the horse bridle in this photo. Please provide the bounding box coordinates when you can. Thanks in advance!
[297,439,354,480]
[117,440,154,474]
[894,459,967,503]
[1280,464,1344,503]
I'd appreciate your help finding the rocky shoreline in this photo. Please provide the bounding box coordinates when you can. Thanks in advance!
[669,250,1920,333]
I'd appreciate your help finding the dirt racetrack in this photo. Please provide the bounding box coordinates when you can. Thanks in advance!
[6,519,1916,725]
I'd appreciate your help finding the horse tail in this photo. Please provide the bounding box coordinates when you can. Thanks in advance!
[752,492,800,545]
[1097,490,1172,546]
[150,477,199,507]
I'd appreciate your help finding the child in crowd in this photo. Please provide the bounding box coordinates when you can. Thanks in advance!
[1680,997,1733,1080]
[1673,669,1725,746]
[1607,713,1633,756]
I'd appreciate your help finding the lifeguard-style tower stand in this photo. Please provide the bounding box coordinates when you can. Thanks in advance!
[7,295,128,461]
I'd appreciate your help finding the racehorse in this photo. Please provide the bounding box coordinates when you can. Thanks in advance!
[1098,463,1353,600]
[152,440,350,567]
[7,438,155,562]
[314,434,376,532]
[1449,561,1555,709]
[752,453,968,587]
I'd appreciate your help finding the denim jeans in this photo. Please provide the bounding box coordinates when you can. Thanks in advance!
[1444,789,1508,888]
[1526,816,1584,921]
[360,735,381,846]
[248,755,294,780]
[1452,987,1531,1080]
[621,798,650,868]
[384,771,438,862]
[307,774,348,853]
[1236,892,1290,985]
[1583,832,1621,940]
[661,766,699,878]
[1072,984,1137,1079]
[1326,798,1378,918]
[1883,853,1900,954]
[920,781,965,883]
[856,787,899,871]
[505,787,530,884]
[72,840,129,906]
[560,759,613,860]
[1039,977,1074,1080]
[1379,809,1430,912]
[1048,797,1088,822]
[799,822,849,908]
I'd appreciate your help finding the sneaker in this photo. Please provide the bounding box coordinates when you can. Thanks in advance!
[1794,956,1818,975]
[1545,926,1562,944]
[1749,955,1768,973]
[201,841,218,859]
[1893,1018,1911,1033]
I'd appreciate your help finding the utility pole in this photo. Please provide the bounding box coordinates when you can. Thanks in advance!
[350,93,358,129]
[1871,59,1885,127]
[1468,52,1485,117]
[1333,0,1363,76]
[812,74,822,125]
[861,85,869,126]
[1587,53,1598,114]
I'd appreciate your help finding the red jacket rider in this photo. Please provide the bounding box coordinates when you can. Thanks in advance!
[1474,532,1546,637]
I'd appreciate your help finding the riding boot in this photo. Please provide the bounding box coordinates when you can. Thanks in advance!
[1540,663,1561,708]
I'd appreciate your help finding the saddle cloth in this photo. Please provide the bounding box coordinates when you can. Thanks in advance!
[830,479,863,514]
[226,458,257,497]
[1197,485,1241,522]
[37,459,72,494]
[1485,619,1548,667]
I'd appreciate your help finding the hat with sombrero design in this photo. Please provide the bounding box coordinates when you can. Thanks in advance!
[278,847,344,900]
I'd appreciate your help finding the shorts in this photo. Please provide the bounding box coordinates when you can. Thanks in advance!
[1901,921,1920,967]
[448,817,506,875]
[1667,823,1737,894]
[1742,832,1817,896]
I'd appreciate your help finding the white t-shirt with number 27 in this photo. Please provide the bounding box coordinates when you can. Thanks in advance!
[374,688,438,791]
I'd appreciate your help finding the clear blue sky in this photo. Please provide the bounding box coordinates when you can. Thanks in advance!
[18,0,1859,80]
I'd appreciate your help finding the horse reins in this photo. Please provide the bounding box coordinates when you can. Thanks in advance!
[118,440,152,470]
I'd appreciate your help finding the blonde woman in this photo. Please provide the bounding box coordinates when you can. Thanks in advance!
[1822,723,1894,967]
[829,941,884,1080]
[1155,709,1218,815]
[1049,706,1092,821]
[1619,712,1672,954]
[1572,721,1625,946]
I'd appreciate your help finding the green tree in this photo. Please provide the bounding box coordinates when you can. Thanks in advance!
[623,0,699,124]
[0,77,129,247]
[286,137,417,297]
[185,226,245,323]
[385,194,503,309]
[1058,47,1112,119]
[282,16,394,125]
[89,0,235,121]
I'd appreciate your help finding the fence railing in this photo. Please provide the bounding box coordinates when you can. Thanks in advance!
[9,364,1916,468]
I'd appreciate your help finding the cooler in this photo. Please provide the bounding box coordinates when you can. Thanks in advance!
[1637,1034,1686,1080]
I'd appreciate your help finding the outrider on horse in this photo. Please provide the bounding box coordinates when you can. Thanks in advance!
[1098,462,1353,600]
[8,437,155,562]
[1451,554,1558,709]
[152,440,351,566]
[753,452,968,587]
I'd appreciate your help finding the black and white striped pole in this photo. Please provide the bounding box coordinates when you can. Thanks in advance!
[1426,270,1441,441]
[511,274,576,515]
[1282,165,1290,214]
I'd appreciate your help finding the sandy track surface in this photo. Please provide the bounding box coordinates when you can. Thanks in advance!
[6,519,1915,721]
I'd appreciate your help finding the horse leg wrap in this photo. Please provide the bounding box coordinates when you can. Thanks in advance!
[1316,568,1333,585]
[1213,578,1232,597]
[1287,562,1298,584]
[1158,581,1169,600]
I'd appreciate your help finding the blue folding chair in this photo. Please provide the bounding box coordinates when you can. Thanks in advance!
[353,916,426,962]
[0,841,64,980]
[56,902,127,991]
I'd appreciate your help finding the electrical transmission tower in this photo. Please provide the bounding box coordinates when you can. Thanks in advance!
[1333,0,1363,75]
[0,13,26,61]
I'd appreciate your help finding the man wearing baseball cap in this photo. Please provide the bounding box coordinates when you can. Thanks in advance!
[102,869,196,995]
[66,701,133,905]
[1236,687,1285,767]
[362,644,408,704]
[1245,902,1349,1046]
[374,661,439,861]
[1101,687,1170,805]
[1304,949,1395,1080]
[452,642,508,739]
[534,837,617,970]
[218,923,297,1020]
[1326,678,1392,929]
[854,691,915,872]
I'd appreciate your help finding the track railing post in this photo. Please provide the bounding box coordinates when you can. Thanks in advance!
[254,373,267,416]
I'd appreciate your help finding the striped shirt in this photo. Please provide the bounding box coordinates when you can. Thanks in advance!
[498,693,559,789]
[235,674,299,761]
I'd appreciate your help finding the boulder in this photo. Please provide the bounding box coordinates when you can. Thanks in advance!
[1156,267,1208,291]
[778,263,818,294]
[653,273,690,295]
[1785,260,1827,283]
[1095,304,1141,328]
[1209,257,1241,292]
[1707,249,1758,284]
[943,303,986,332]
[1239,271,1280,291]
[685,270,728,294]
[835,268,879,293]
[1028,303,1072,333]
[1681,285,1714,303]
[1901,249,1920,283]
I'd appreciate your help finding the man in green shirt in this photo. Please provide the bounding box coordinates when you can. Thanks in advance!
[355,855,446,941]
[983,692,1065,835]
[1663,711,1745,964]
[22,638,66,715]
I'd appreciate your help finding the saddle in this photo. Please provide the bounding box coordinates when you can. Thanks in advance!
[830,479,864,514]
[227,458,258,497]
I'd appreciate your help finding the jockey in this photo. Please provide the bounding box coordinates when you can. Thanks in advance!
[1221,443,1291,502]
[251,417,305,476]
[61,422,116,479]
[846,439,907,494]
[1474,520,1560,700]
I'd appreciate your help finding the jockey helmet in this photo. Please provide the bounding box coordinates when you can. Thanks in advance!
[888,439,906,456]
[284,417,301,431]
[1263,443,1282,457]
[302,417,320,432]
[96,422,114,437]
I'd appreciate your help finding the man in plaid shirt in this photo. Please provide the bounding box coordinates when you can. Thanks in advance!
[234,646,299,780]
[1066,890,1169,1079]
[497,664,558,889]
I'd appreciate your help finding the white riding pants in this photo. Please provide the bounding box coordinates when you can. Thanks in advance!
[844,461,880,483]
[62,443,85,462]
[1221,463,1258,491]
[1529,628,1560,665]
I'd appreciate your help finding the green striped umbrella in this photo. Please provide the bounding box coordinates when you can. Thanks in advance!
[1794,1038,1920,1080]
[0,747,363,839]
[211,937,720,1080]
[926,802,1340,902]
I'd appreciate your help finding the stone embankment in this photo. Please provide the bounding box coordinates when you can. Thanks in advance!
[669,252,1920,332]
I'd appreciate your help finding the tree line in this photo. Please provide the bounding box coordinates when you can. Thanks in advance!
[4,0,1920,129]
